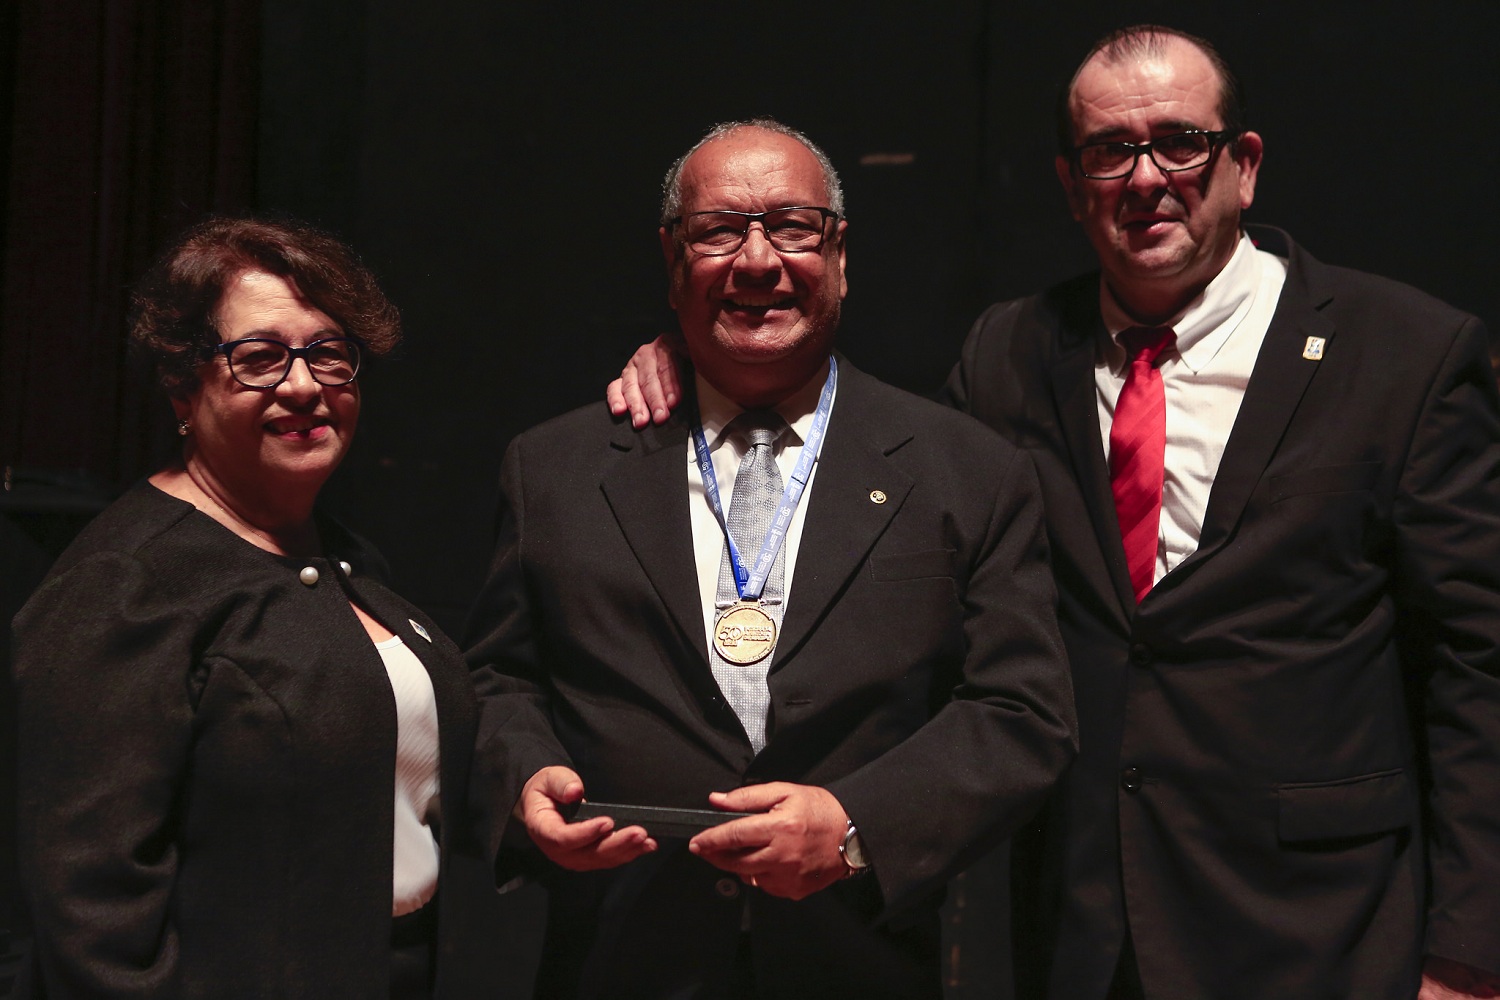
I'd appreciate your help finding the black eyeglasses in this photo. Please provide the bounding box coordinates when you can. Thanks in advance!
[1071,130,1238,180]
[671,207,839,256]
[209,337,362,389]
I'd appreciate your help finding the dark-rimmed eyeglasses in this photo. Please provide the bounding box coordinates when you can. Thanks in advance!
[671,207,839,256]
[209,337,362,389]
[1070,130,1238,180]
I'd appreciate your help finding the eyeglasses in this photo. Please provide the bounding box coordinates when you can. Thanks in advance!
[671,207,839,256]
[1071,130,1238,180]
[209,337,362,388]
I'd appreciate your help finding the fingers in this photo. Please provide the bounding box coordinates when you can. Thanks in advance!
[744,863,836,901]
[610,335,685,428]
[688,783,850,900]
[689,812,775,862]
[689,817,836,901]
[529,808,610,849]
[708,782,792,813]
[517,766,658,871]
[532,815,657,871]
[606,377,629,417]
[619,362,650,429]
[619,343,658,428]
[514,765,582,823]
[643,336,682,423]
[532,765,585,804]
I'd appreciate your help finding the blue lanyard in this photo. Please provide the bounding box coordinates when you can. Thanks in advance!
[690,358,837,602]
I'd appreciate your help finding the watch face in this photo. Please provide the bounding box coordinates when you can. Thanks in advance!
[843,828,870,869]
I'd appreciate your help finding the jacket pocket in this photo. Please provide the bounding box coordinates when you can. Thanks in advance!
[1276,768,1414,842]
[1270,461,1380,503]
[869,549,956,581]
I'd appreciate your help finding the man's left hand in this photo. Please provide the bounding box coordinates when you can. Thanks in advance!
[1419,956,1500,999]
[688,782,852,900]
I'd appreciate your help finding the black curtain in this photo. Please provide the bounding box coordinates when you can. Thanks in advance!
[0,0,261,952]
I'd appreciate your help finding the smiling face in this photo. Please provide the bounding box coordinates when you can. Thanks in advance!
[172,270,359,509]
[661,127,847,407]
[1056,36,1263,322]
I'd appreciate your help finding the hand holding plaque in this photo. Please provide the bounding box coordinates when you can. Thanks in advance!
[687,782,851,900]
[517,765,657,871]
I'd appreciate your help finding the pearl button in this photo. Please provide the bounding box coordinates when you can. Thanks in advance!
[869,490,887,504]
[338,560,352,575]
[298,566,319,586]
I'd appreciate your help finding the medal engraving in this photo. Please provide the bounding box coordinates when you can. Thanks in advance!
[713,602,778,665]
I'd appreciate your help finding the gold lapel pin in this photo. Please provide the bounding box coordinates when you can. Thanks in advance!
[869,490,887,504]
[1302,336,1326,361]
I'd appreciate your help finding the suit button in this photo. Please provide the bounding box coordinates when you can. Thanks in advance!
[714,878,740,899]
[1121,767,1142,793]
[1129,643,1152,666]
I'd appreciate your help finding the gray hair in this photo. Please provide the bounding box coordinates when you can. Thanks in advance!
[660,118,845,225]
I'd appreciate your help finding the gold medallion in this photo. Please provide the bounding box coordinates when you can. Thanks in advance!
[713,602,778,665]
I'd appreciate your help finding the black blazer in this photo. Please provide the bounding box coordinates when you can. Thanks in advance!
[464,359,1077,999]
[944,227,1500,999]
[11,483,479,999]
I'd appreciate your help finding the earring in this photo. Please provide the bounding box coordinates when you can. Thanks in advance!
[177,419,191,437]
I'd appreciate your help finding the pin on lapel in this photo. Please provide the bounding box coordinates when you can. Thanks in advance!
[869,490,887,504]
[1302,336,1326,361]
[409,619,432,643]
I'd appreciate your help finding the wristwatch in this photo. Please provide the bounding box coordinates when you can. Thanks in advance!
[839,820,872,876]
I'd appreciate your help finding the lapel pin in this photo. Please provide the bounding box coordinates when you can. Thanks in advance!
[1302,336,1326,361]
[869,490,887,504]
[409,619,432,643]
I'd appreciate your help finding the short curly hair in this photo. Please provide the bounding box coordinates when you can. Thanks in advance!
[130,216,401,394]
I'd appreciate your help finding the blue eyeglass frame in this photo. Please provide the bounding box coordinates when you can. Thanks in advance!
[208,336,363,389]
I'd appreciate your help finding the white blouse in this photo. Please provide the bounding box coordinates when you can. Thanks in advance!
[375,635,441,916]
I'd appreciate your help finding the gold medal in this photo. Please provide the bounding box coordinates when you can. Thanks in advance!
[713,601,778,665]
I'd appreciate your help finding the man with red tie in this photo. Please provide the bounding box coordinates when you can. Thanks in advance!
[609,25,1500,1000]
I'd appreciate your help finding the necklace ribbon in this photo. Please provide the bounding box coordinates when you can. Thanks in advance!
[691,358,837,603]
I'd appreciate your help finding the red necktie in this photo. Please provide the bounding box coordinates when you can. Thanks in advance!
[1109,326,1176,603]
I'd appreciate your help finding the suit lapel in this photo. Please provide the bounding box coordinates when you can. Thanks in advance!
[774,364,913,666]
[599,417,711,664]
[1050,340,1128,617]
[1186,231,1334,565]
[1048,299,1137,622]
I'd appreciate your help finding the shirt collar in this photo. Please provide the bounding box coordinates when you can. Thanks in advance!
[693,359,830,453]
[1100,232,1262,374]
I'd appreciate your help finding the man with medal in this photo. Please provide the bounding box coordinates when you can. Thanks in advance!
[464,118,1077,998]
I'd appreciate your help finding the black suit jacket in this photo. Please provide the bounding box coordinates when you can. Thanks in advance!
[11,483,479,999]
[465,360,1076,999]
[944,227,1500,999]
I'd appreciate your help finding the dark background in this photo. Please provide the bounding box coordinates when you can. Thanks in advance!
[2,2,1496,995]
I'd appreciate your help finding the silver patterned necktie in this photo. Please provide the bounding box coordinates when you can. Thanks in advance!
[709,410,787,753]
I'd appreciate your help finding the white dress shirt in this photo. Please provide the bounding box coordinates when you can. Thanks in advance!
[1095,232,1289,585]
[688,363,836,650]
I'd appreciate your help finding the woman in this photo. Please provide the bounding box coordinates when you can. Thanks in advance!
[12,218,476,998]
